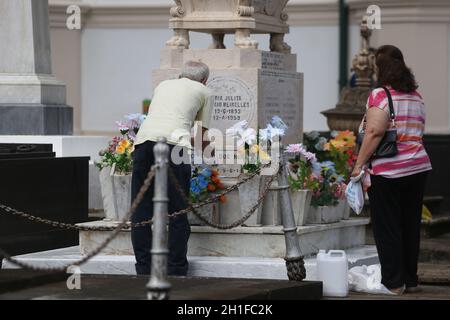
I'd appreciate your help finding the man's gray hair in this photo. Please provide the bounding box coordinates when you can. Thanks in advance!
[180,61,210,83]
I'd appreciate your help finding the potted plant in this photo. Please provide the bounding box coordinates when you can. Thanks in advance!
[95,113,146,221]
[189,167,225,225]
[285,143,317,226]
[142,98,151,115]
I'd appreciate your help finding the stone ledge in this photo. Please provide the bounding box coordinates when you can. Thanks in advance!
[2,245,378,282]
[77,218,370,258]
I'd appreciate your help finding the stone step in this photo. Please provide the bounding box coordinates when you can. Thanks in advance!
[2,245,379,281]
[423,196,444,216]
[0,272,323,300]
[78,218,370,258]
[421,212,450,238]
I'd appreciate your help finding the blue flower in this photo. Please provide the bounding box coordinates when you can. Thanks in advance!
[312,161,336,177]
[200,168,212,178]
[197,175,209,189]
[190,180,201,195]
[305,131,320,140]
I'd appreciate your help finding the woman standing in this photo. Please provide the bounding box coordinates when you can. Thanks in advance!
[352,45,432,294]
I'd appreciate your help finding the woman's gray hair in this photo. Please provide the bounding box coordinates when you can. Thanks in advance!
[179,61,210,83]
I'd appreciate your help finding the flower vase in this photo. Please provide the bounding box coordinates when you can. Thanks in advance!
[306,204,340,224]
[290,189,313,226]
[237,173,263,226]
[337,198,351,220]
[188,202,219,226]
[219,174,262,226]
[261,179,282,226]
[99,165,132,221]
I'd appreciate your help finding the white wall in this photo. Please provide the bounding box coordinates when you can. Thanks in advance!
[288,26,340,132]
[81,26,339,133]
[81,28,168,132]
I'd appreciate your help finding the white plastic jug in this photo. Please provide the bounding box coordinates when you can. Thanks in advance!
[317,250,349,297]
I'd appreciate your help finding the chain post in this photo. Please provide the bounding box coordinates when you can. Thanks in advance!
[147,137,171,300]
[277,141,306,281]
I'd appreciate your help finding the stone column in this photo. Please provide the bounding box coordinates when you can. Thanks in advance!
[0,0,73,135]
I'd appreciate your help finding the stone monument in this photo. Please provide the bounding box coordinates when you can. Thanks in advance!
[153,0,304,226]
[0,0,72,135]
[155,0,303,147]
[321,17,376,134]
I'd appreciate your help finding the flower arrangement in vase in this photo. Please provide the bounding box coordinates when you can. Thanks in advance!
[285,143,317,225]
[222,116,287,226]
[95,113,146,221]
[300,130,356,223]
[189,167,226,225]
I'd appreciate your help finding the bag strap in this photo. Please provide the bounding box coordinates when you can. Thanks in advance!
[381,86,396,127]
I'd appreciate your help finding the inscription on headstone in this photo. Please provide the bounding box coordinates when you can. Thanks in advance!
[207,76,256,135]
[261,52,286,71]
[259,70,303,144]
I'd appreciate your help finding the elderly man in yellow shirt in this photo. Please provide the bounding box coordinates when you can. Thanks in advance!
[131,61,212,276]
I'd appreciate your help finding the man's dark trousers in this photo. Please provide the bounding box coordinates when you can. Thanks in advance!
[131,140,191,276]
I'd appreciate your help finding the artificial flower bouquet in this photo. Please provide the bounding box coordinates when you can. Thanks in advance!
[96,113,146,174]
[226,116,288,173]
[300,130,357,207]
[285,143,318,191]
[190,167,226,204]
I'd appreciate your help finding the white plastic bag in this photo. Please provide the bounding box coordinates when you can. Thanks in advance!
[348,264,397,295]
[345,171,365,215]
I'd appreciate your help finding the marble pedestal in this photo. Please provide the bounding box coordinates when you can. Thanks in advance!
[0,104,73,135]
[0,0,73,135]
[77,218,370,258]
[153,48,303,144]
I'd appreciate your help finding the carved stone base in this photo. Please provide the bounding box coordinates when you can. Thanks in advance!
[270,33,291,54]
[235,29,258,49]
[166,29,190,49]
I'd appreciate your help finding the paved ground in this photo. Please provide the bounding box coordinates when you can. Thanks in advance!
[0,272,322,300]
[355,226,450,300]
[328,284,450,300]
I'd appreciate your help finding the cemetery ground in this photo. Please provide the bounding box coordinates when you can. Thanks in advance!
[0,225,448,300]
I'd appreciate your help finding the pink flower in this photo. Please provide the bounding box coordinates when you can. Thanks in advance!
[286,143,305,154]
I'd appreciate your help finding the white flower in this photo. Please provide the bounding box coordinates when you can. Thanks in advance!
[241,128,257,145]
[270,127,285,139]
[271,116,289,132]
[259,126,271,142]
[226,120,248,137]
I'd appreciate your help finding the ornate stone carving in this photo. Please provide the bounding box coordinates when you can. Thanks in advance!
[321,17,376,133]
[238,0,253,16]
[166,29,190,49]
[235,29,259,49]
[167,0,290,50]
[351,17,376,87]
[170,0,185,18]
[264,0,279,16]
[270,33,291,54]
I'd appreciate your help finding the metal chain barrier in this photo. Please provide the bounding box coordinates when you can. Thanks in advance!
[0,165,157,272]
[168,167,277,229]
[0,166,264,231]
